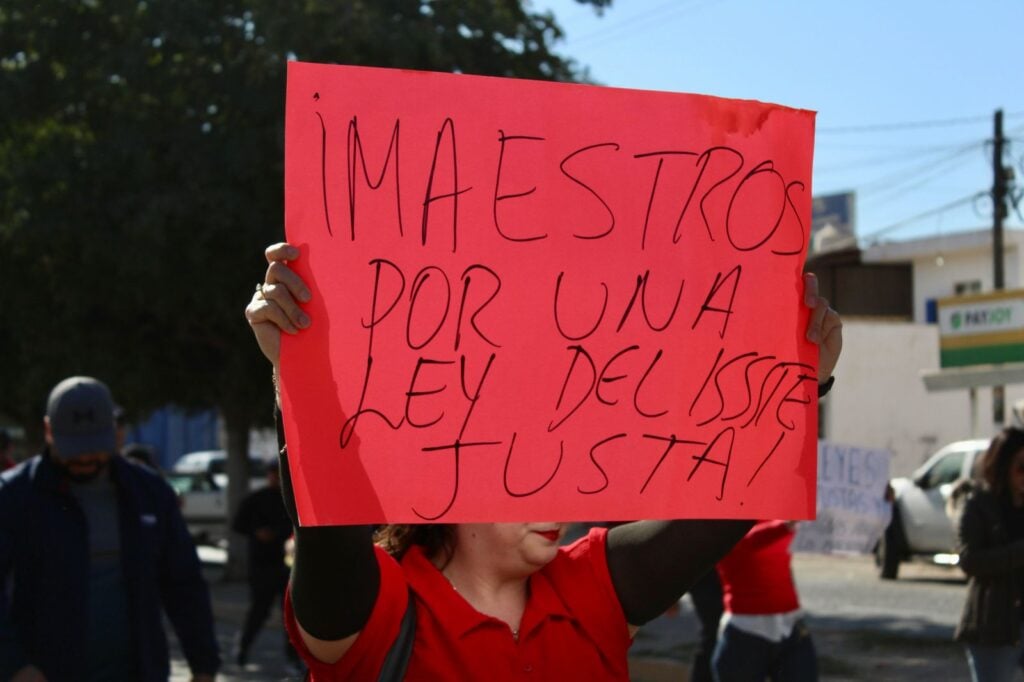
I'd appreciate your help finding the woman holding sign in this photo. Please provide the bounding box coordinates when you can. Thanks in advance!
[244,242,842,681]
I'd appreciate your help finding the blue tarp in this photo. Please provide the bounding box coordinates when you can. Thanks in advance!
[126,406,218,470]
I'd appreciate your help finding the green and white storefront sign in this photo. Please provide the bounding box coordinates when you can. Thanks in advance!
[938,289,1024,368]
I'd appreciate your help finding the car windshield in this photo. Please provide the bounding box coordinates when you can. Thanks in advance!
[165,474,192,496]
[207,457,265,476]
[165,473,221,494]
[921,451,966,489]
[175,452,267,476]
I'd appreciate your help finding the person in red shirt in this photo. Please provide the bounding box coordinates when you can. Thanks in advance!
[713,520,817,681]
[245,242,843,681]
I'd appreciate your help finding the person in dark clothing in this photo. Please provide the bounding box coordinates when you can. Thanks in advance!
[688,569,724,682]
[0,376,220,682]
[956,427,1024,682]
[232,460,297,668]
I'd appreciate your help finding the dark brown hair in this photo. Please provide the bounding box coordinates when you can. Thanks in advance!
[980,427,1024,500]
[374,524,457,566]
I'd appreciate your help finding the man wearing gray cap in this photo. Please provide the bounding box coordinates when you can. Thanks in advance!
[0,376,220,681]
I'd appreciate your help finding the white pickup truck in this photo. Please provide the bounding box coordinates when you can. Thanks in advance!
[166,450,270,546]
[876,438,990,579]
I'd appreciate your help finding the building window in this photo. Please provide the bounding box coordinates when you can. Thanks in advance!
[954,280,982,296]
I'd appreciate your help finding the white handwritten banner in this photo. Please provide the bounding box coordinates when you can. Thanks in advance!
[794,441,892,554]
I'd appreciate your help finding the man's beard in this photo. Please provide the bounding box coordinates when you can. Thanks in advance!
[61,459,110,482]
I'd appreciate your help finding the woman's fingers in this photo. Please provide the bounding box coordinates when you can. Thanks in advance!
[259,243,312,332]
[818,307,843,380]
[249,289,300,334]
[261,277,310,331]
[803,271,820,302]
[265,248,312,303]
[802,272,843,381]
[803,273,825,343]
[806,295,830,344]
[245,242,312,367]
[245,289,284,367]
[265,241,300,263]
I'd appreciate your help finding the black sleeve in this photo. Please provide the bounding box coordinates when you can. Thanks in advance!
[605,519,753,626]
[276,408,381,640]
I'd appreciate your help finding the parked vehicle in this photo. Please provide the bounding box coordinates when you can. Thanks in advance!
[875,438,990,579]
[172,449,266,484]
[166,472,226,545]
[168,450,270,546]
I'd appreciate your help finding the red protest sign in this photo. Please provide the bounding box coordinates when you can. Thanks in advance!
[281,61,817,525]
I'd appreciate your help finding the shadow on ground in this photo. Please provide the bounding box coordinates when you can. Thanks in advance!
[629,602,966,682]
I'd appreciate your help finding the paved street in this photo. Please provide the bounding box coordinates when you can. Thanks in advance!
[168,563,300,681]
[796,553,970,682]
[627,552,969,681]
[170,550,973,681]
[796,551,965,635]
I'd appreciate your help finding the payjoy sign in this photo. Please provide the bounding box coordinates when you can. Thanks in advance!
[938,290,1024,368]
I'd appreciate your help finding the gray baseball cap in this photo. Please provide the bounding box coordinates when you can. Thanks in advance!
[46,376,117,459]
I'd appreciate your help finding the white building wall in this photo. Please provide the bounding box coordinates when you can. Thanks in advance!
[825,321,958,476]
[865,228,1023,323]
[829,228,1024,478]
[913,244,1021,323]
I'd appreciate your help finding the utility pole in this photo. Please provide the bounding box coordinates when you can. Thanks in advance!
[994,109,1006,289]
[992,109,1007,425]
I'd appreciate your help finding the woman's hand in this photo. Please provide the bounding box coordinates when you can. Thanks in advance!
[244,242,312,368]
[803,272,843,382]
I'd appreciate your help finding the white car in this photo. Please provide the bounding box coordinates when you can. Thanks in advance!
[169,450,271,545]
[172,449,268,487]
[876,438,990,579]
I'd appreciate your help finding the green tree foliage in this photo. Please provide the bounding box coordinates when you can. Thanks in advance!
[0,0,608,569]
[0,0,607,437]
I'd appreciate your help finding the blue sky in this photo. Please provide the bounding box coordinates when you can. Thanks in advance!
[537,0,1024,245]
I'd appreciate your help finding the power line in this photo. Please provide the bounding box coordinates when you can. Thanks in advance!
[867,175,973,208]
[856,141,984,198]
[862,153,982,206]
[546,1,610,27]
[567,0,685,46]
[860,193,984,242]
[814,140,982,175]
[568,0,717,49]
[819,111,1024,135]
[815,140,979,153]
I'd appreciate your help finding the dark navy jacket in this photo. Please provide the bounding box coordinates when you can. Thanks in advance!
[0,452,220,681]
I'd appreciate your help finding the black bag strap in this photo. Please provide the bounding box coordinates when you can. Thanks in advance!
[377,589,416,682]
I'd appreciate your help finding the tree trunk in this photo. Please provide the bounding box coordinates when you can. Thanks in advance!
[222,412,251,581]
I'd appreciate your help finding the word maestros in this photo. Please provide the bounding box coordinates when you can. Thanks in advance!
[312,115,814,519]
[320,116,808,253]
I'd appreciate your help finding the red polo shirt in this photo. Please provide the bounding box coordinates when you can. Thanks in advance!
[284,527,632,680]
[717,520,799,615]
